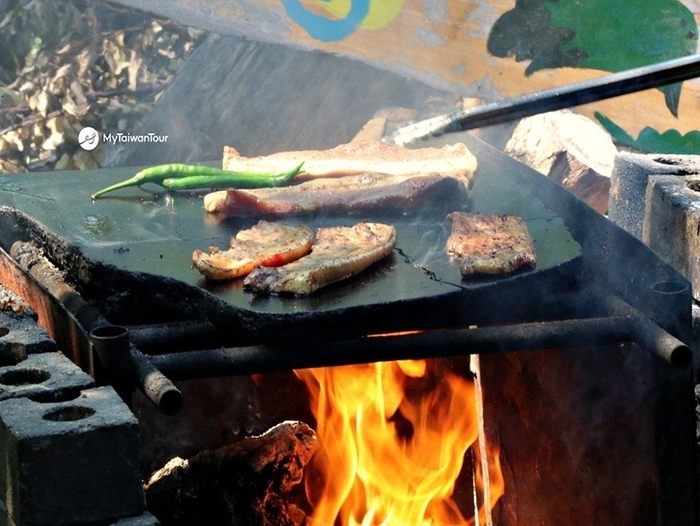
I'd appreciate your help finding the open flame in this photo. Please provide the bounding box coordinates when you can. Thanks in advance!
[295,358,504,525]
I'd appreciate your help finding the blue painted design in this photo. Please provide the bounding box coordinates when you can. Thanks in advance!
[282,0,371,41]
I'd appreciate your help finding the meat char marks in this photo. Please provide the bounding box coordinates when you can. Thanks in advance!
[192,221,313,280]
[244,223,397,295]
[205,141,477,217]
[446,212,536,276]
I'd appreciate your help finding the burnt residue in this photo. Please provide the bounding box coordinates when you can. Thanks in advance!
[654,156,700,175]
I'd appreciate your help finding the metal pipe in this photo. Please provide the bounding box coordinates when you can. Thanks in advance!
[130,346,183,415]
[595,291,692,366]
[390,54,700,145]
[10,241,183,414]
[90,325,132,374]
[126,320,222,353]
[148,317,630,380]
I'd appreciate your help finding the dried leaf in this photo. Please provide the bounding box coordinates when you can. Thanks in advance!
[128,49,140,91]
[2,0,204,173]
[42,131,65,151]
[72,148,101,170]
[3,131,23,151]
[0,138,11,156]
[46,115,65,134]
[75,47,91,78]
[54,153,76,170]
[28,90,58,116]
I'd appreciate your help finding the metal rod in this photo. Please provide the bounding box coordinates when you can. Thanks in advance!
[390,54,700,145]
[148,317,630,380]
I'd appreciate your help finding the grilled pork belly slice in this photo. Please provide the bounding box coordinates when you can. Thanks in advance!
[223,140,477,184]
[203,173,466,217]
[243,223,397,295]
[446,212,536,276]
[192,221,313,280]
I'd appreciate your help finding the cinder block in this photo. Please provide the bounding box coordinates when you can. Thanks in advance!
[643,175,700,301]
[0,311,55,366]
[609,152,700,240]
[0,352,94,403]
[110,511,160,526]
[0,386,145,526]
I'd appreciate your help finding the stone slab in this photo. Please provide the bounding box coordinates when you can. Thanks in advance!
[0,352,94,403]
[0,386,144,526]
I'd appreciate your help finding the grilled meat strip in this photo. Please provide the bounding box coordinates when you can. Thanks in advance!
[243,223,397,295]
[192,220,313,280]
[446,212,536,276]
[203,173,466,217]
[223,140,477,184]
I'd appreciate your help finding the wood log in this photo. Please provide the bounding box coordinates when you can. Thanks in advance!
[144,420,318,526]
[505,110,617,214]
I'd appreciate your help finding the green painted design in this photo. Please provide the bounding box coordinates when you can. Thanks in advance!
[487,0,698,115]
[595,112,700,154]
[546,0,697,114]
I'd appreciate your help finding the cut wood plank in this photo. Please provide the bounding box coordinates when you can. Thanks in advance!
[505,110,617,214]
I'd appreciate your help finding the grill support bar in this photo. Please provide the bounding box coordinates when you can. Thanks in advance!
[146,314,689,379]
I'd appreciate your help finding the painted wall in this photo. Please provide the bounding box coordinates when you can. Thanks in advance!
[114,0,700,148]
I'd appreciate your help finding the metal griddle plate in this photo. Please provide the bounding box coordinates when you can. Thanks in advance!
[0,134,581,339]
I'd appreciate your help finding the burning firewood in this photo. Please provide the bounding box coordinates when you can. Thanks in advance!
[144,420,317,526]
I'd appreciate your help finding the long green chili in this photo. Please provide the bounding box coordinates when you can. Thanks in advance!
[90,162,304,199]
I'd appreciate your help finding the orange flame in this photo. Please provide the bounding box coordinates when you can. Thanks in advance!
[295,359,504,525]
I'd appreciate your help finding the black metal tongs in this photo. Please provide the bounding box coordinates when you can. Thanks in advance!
[389,54,700,146]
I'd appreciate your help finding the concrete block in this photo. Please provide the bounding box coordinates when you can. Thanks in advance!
[0,352,94,403]
[643,175,700,302]
[110,511,161,526]
[0,311,55,366]
[609,152,700,240]
[0,386,144,526]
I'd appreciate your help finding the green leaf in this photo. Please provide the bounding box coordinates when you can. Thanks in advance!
[594,112,700,154]
[487,0,698,115]
[546,0,697,115]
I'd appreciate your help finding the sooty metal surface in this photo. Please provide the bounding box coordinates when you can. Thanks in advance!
[0,134,583,342]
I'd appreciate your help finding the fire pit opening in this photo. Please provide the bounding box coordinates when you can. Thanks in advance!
[132,320,684,526]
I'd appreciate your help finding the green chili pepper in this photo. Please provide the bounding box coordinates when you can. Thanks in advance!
[90,162,304,199]
[161,163,303,191]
